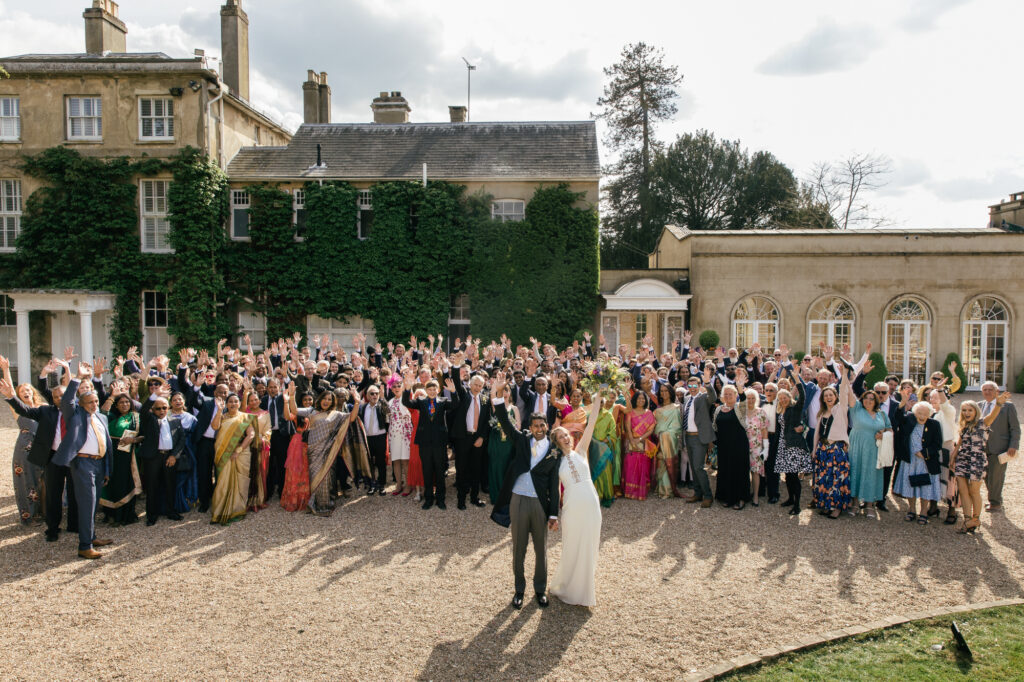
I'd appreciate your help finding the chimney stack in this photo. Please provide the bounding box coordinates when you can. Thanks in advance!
[448,105,467,123]
[302,70,331,124]
[318,71,331,124]
[371,91,411,124]
[220,0,250,100]
[83,0,126,54]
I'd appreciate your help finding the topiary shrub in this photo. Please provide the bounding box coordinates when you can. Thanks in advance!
[793,350,806,365]
[698,329,720,351]
[863,352,888,388]
[940,352,967,393]
[1015,366,1024,394]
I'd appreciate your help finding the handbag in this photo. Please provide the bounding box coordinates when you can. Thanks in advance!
[876,431,894,469]
[908,473,931,488]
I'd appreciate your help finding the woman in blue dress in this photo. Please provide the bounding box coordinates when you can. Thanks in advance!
[893,401,945,525]
[848,389,892,518]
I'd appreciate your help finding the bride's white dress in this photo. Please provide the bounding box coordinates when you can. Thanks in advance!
[549,450,602,607]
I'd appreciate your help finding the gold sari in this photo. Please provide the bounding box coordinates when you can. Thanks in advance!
[561,406,589,446]
[210,413,256,525]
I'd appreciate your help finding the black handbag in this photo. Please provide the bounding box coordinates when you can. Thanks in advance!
[908,472,931,488]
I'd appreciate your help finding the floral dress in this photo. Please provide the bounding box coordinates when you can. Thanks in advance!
[954,423,989,482]
[387,397,413,462]
[744,406,768,475]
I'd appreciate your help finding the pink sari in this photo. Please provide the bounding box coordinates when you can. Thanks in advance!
[623,410,656,500]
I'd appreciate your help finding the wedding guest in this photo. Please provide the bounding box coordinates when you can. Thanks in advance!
[288,385,360,515]
[848,389,891,518]
[812,369,852,519]
[0,355,45,524]
[893,402,944,525]
[242,388,272,511]
[280,415,310,512]
[713,385,751,509]
[451,372,491,509]
[488,382,519,505]
[359,384,389,496]
[402,370,460,510]
[168,391,199,513]
[653,383,684,498]
[927,387,958,524]
[681,366,717,508]
[950,393,1008,533]
[99,390,142,525]
[773,385,810,515]
[978,381,1019,513]
[387,375,414,497]
[622,391,655,500]
[742,388,768,507]
[209,393,256,525]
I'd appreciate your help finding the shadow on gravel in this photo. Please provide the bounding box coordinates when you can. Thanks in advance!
[417,600,591,681]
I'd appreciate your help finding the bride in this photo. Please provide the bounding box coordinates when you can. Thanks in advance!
[549,394,603,607]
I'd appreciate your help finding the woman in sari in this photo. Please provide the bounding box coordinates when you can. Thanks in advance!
[209,394,257,525]
[623,391,656,500]
[653,383,684,499]
[99,391,142,525]
[287,384,360,516]
[168,392,198,514]
[279,414,310,512]
[560,388,588,447]
[242,388,272,512]
[590,391,623,508]
[488,382,520,505]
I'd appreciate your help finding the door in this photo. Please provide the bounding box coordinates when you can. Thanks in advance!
[963,321,1006,389]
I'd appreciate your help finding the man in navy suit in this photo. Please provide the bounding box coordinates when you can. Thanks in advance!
[178,360,227,512]
[522,375,558,427]
[51,360,113,559]
[261,378,291,499]
[402,370,460,510]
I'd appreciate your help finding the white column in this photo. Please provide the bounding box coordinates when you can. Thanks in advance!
[15,309,30,385]
[79,310,94,371]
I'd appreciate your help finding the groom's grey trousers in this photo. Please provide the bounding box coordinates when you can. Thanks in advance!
[510,493,548,594]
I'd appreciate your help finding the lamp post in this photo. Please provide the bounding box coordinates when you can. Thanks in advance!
[462,57,476,121]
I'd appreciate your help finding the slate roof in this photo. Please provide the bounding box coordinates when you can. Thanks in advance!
[225,121,600,181]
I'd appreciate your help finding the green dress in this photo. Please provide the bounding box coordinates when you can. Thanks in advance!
[488,406,519,505]
[592,409,619,507]
[654,406,683,498]
[101,411,142,525]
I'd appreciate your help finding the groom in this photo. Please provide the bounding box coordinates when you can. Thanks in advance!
[490,372,561,609]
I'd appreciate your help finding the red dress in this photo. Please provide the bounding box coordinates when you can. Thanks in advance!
[406,409,424,487]
[280,425,310,512]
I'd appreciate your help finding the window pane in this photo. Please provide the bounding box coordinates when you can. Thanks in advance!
[234,209,249,237]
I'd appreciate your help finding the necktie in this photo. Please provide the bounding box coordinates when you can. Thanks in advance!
[470,396,479,433]
[683,396,692,429]
[271,397,278,429]
[59,414,67,438]
[429,399,435,417]
[983,401,993,417]
[91,415,106,457]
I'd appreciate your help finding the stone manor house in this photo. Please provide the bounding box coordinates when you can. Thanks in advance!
[1,1,1022,391]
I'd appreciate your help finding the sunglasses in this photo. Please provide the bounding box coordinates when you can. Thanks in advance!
[152,406,168,411]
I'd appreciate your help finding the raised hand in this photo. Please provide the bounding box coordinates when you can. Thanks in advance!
[948,360,958,373]
[93,356,106,377]
[63,346,77,363]
[997,391,1011,405]
[0,378,14,399]
[77,361,93,380]
[683,330,693,343]
[0,354,8,372]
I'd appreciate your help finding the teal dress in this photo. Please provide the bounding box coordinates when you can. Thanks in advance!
[848,402,890,501]
[487,405,518,505]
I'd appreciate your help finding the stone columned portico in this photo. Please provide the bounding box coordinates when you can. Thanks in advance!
[598,274,692,355]
[7,290,116,381]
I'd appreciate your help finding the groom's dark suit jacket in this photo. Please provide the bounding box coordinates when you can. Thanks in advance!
[491,401,561,521]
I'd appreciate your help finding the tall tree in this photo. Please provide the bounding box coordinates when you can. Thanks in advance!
[594,43,682,267]
[802,153,892,229]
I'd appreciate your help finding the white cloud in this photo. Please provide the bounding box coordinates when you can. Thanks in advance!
[758,20,882,76]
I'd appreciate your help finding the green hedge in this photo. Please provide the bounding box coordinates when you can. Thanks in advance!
[864,351,888,388]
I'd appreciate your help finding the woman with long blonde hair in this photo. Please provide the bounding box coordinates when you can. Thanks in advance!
[950,393,1008,533]
[1,354,46,524]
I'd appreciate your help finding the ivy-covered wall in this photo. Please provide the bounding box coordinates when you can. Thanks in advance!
[2,145,600,354]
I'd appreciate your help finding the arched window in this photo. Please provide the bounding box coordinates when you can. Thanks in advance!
[962,297,1008,389]
[884,297,930,385]
[732,296,779,351]
[807,296,854,356]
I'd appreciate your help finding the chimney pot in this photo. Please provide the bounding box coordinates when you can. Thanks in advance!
[371,91,411,124]
[448,105,467,123]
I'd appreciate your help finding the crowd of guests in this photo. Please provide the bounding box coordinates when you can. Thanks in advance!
[2,328,1019,560]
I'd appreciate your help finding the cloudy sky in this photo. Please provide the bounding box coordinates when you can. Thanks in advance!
[2,0,1020,228]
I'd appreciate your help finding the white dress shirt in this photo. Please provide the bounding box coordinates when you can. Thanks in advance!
[158,418,173,450]
[465,392,482,433]
[512,437,549,498]
[79,413,101,455]
[363,403,386,437]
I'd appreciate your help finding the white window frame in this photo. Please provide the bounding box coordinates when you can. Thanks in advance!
[142,290,174,359]
[491,199,525,223]
[601,313,619,353]
[0,179,22,252]
[962,296,1008,390]
[731,295,780,352]
[0,97,21,141]
[66,96,102,140]
[0,294,16,376]
[138,97,174,141]
[231,189,250,241]
[883,297,931,386]
[238,311,267,351]
[634,312,648,351]
[449,294,470,325]
[306,314,376,350]
[807,296,855,357]
[140,179,172,253]
[293,189,306,241]
[357,189,373,240]
[663,314,684,356]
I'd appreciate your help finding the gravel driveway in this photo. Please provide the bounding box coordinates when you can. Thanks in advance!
[1,402,1022,680]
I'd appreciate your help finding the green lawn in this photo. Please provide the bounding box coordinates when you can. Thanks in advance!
[721,605,1024,681]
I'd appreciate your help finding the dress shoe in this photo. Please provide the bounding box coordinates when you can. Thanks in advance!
[198,504,210,513]
[536,593,549,608]
[45,532,59,542]
[512,593,524,610]
[780,498,794,507]
[436,501,447,510]
[700,499,713,508]
[92,538,113,547]
[876,501,889,512]
[457,501,467,510]
[768,496,779,504]
[378,488,387,496]
[78,549,102,560]
[421,500,433,510]
[146,518,157,527]
[472,499,486,508]
[167,513,183,521]
[685,496,703,504]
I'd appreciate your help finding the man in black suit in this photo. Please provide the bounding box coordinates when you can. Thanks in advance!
[522,375,558,427]
[402,371,459,510]
[489,372,561,609]
[137,382,186,525]
[359,384,390,495]
[451,372,491,509]
[2,361,77,541]
[178,361,227,512]
[261,378,291,500]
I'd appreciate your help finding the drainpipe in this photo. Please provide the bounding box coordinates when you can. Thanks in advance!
[206,75,226,168]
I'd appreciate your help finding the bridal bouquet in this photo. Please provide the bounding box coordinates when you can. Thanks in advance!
[580,359,629,396]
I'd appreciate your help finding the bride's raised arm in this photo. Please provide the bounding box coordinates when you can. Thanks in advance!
[576,393,602,456]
